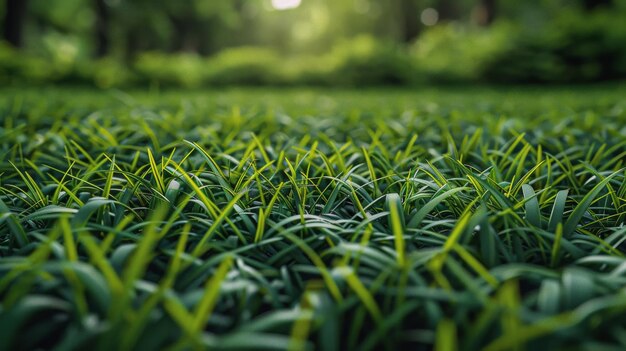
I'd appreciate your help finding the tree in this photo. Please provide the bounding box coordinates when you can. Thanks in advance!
[400,0,420,43]
[474,0,497,26]
[94,0,110,57]
[438,0,460,21]
[582,0,612,10]
[3,0,28,47]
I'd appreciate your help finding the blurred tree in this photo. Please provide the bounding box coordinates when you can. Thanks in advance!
[169,6,202,52]
[582,0,612,9]
[438,0,460,20]
[400,0,420,42]
[164,1,243,54]
[474,0,497,26]
[3,0,28,47]
[94,0,109,57]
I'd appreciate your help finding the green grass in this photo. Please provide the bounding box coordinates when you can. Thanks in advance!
[1,86,626,351]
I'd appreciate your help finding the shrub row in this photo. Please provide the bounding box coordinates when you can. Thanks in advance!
[0,36,415,88]
[2,10,625,87]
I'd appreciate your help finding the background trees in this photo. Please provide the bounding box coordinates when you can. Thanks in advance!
[2,0,27,47]
[1,0,620,58]
[1,0,625,86]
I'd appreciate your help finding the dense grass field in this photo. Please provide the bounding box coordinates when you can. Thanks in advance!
[1,86,626,351]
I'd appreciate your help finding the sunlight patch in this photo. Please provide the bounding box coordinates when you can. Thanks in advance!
[271,0,301,10]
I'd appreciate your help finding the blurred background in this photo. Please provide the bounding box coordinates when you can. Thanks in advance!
[1,0,625,87]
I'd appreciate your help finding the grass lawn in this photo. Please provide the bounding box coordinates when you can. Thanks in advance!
[1,85,626,350]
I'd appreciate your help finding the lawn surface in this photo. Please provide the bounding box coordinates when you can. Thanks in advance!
[1,86,626,350]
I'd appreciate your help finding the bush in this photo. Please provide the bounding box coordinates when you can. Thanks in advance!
[480,34,567,83]
[0,42,133,87]
[411,23,513,83]
[134,52,208,87]
[281,55,336,86]
[0,43,60,84]
[481,10,626,83]
[82,58,135,88]
[205,47,287,86]
[326,35,416,86]
[131,38,417,87]
[550,10,626,81]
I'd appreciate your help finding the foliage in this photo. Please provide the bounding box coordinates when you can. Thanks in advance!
[0,42,60,83]
[410,23,514,83]
[325,35,416,86]
[1,87,626,350]
[4,1,626,86]
[482,9,626,83]
[0,35,417,88]
[4,6,626,88]
[86,58,137,88]
[134,52,207,88]
[205,47,287,86]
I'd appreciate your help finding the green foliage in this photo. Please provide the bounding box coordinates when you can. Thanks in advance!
[3,7,626,88]
[205,47,287,86]
[0,35,417,87]
[0,43,58,83]
[482,10,626,83]
[325,35,416,86]
[133,48,288,87]
[135,52,207,87]
[4,0,626,86]
[411,23,514,83]
[1,87,626,350]
[87,58,137,89]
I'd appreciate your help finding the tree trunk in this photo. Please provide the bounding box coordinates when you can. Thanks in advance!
[170,13,202,53]
[474,0,496,26]
[170,16,187,52]
[400,0,420,43]
[583,0,612,10]
[94,0,110,57]
[438,0,458,21]
[3,0,28,48]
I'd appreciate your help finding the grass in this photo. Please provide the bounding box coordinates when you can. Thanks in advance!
[1,85,626,350]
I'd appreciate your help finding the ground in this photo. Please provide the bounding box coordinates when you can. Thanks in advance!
[1,85,626,350]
